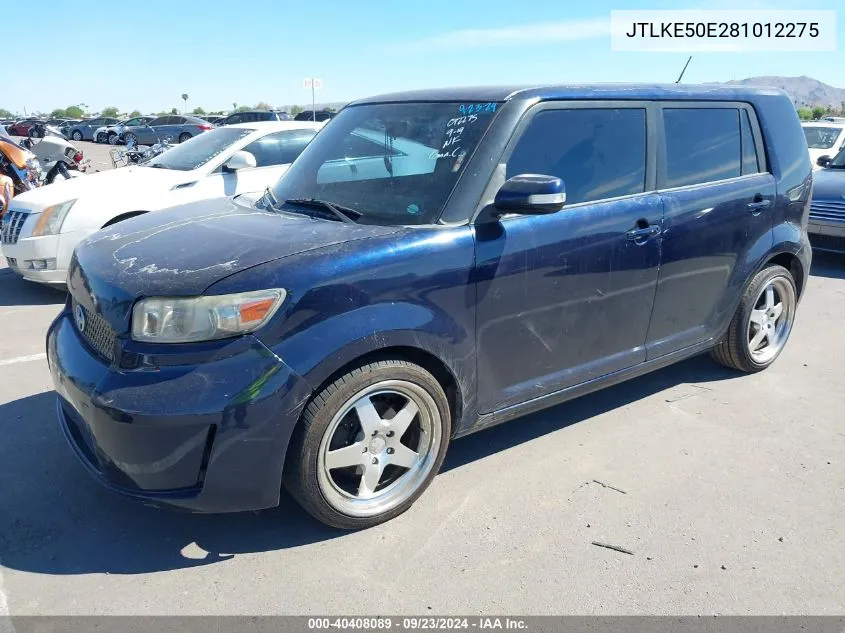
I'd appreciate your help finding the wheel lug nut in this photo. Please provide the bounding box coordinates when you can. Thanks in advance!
[372,457,378,464]
[386,447,395,455]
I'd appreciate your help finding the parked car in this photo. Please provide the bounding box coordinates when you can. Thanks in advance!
[43,84,810,529]
[216,110,291,126]
[808,147,845,253]
[68,117,120,141]
[201,115,224,125]
[46,118,70,127]
[93,116,155,144]
[122,115,212,145]
[294,109,336,122]
[6,118,44,136]
[801,121,845,170]
[1,121,323,284]
[58,120,82,137]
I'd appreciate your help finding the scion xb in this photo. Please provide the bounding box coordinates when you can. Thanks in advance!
[47,84,812,529]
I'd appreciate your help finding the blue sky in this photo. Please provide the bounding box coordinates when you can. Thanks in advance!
[6,0,842,115]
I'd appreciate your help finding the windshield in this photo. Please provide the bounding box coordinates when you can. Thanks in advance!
[829,147,845,168]
[803,126,842,149]
[271,101,499,225]
[145,127,252,171]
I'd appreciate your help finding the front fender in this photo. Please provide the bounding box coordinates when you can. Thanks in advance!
[267,301,475,422]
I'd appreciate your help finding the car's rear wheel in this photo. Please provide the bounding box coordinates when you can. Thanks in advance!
[711,264,797,373]
[96,132,106,143]
[71,130,83,141]
[284,360,451,529]
[108,133,119,145]
[178,132,191,143]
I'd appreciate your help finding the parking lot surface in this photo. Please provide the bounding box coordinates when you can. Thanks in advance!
[1,212,844,613]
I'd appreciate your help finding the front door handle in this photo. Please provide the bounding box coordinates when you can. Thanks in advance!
[747,194,771,214]
[626,225,661,241]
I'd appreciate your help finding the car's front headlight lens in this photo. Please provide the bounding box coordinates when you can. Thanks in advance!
[32,199,76,237]
[131,289,286,343]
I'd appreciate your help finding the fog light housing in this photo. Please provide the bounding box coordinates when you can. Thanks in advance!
[25,258,57,271]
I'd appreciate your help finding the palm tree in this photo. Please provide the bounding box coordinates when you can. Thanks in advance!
[181,93,189,113]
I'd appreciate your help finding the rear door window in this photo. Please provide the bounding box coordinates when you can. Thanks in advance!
[506,108,647,205]
[662,108,741,188]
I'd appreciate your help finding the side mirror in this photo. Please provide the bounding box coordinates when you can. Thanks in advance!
[816,155,832,168]
[477,174,566,223]
[222,150,256,172]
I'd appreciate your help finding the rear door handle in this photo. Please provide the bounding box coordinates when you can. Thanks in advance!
[626,226,661,241]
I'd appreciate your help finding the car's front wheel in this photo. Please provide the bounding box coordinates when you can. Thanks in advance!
[285,360,451,529]
[108,133,119,145]
[71,130,83,141]
[711,264,797,373]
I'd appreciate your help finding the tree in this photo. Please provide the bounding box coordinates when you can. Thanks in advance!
[101,106,120,118]
[192,106,206,115]
[50,108,67,119]
[0,108,11,118]
[232,102,237,111]
[65,105,84,119]
[841,101,845,116]
[129,110,142,117]
[254,101,272,111]
[811,106,826,120]
[236,105,252,112]
[796,107,813,121]
[290,105,303,116]
[181,93,189,113]
[170,107,178,115]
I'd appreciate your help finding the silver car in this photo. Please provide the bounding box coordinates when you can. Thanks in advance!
[68,117,120,141]
[122,115,213,145]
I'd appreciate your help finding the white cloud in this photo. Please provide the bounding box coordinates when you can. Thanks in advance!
[404,18,611,51]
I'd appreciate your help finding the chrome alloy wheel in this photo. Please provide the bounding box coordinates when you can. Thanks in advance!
[317,380,442,518]
[747,275,796,364]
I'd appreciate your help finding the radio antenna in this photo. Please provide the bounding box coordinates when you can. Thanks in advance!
[675,56,692,83]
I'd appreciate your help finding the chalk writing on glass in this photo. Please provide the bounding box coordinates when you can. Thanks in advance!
[458,103,497,116]
[429,147,463,160]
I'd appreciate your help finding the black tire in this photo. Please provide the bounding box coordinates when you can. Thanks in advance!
[178,132,191,143]
[71,130,83,141]
[710,264,797,373]
[124,132,137,146]
[108,133,119,145]
[28,128,41,138]
[96,132,107,143]
[284,359,452,529]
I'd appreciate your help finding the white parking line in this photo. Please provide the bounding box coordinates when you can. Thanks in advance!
[0,353,47,367]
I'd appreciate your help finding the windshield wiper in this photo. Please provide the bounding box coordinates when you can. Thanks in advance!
[148,163,168,169]
[284,198,362,224]
[261,187,279,209]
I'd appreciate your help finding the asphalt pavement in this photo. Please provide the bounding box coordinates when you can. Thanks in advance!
[0,164,844,614]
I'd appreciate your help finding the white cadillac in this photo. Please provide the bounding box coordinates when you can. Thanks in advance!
[0,121,323,285]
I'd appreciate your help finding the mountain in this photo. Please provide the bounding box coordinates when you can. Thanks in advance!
[724,76,845,108]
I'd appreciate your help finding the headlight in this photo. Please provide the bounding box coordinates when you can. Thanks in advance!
[32,199,76,237]
[131,289,286,343]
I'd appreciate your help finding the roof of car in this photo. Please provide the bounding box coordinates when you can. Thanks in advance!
[349,83,790,106]
[226,121,325,132]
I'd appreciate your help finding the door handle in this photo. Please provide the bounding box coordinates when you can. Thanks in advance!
[626,225,661,241]
[747,195,771,214]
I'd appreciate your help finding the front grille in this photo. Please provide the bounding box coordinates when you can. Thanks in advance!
[810,200,845,222]
[72,298,117,363]
[6,257,16,268]
[0,210,27,244]
[809,233,845,254]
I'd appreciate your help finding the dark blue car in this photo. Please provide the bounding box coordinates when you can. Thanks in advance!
[47,84,812,528]
[808,149,845,253]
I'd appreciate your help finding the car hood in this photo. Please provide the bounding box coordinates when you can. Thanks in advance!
[70,196,400,332]
[811,167,845,200]
[9,166,191,210]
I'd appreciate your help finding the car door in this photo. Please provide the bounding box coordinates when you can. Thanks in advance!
[474,102,663,414]
[84,118,103,139]
[645,103,775,358]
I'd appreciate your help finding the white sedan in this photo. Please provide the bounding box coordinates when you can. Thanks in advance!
[0,121,323,285]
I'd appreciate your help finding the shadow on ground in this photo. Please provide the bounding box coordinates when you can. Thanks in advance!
[0,271,66,307]
[0,354,738,577]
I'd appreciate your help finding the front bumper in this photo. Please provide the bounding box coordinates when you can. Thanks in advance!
[808,219,845,253]
[47,309,313,512]
[2,230,93,285]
